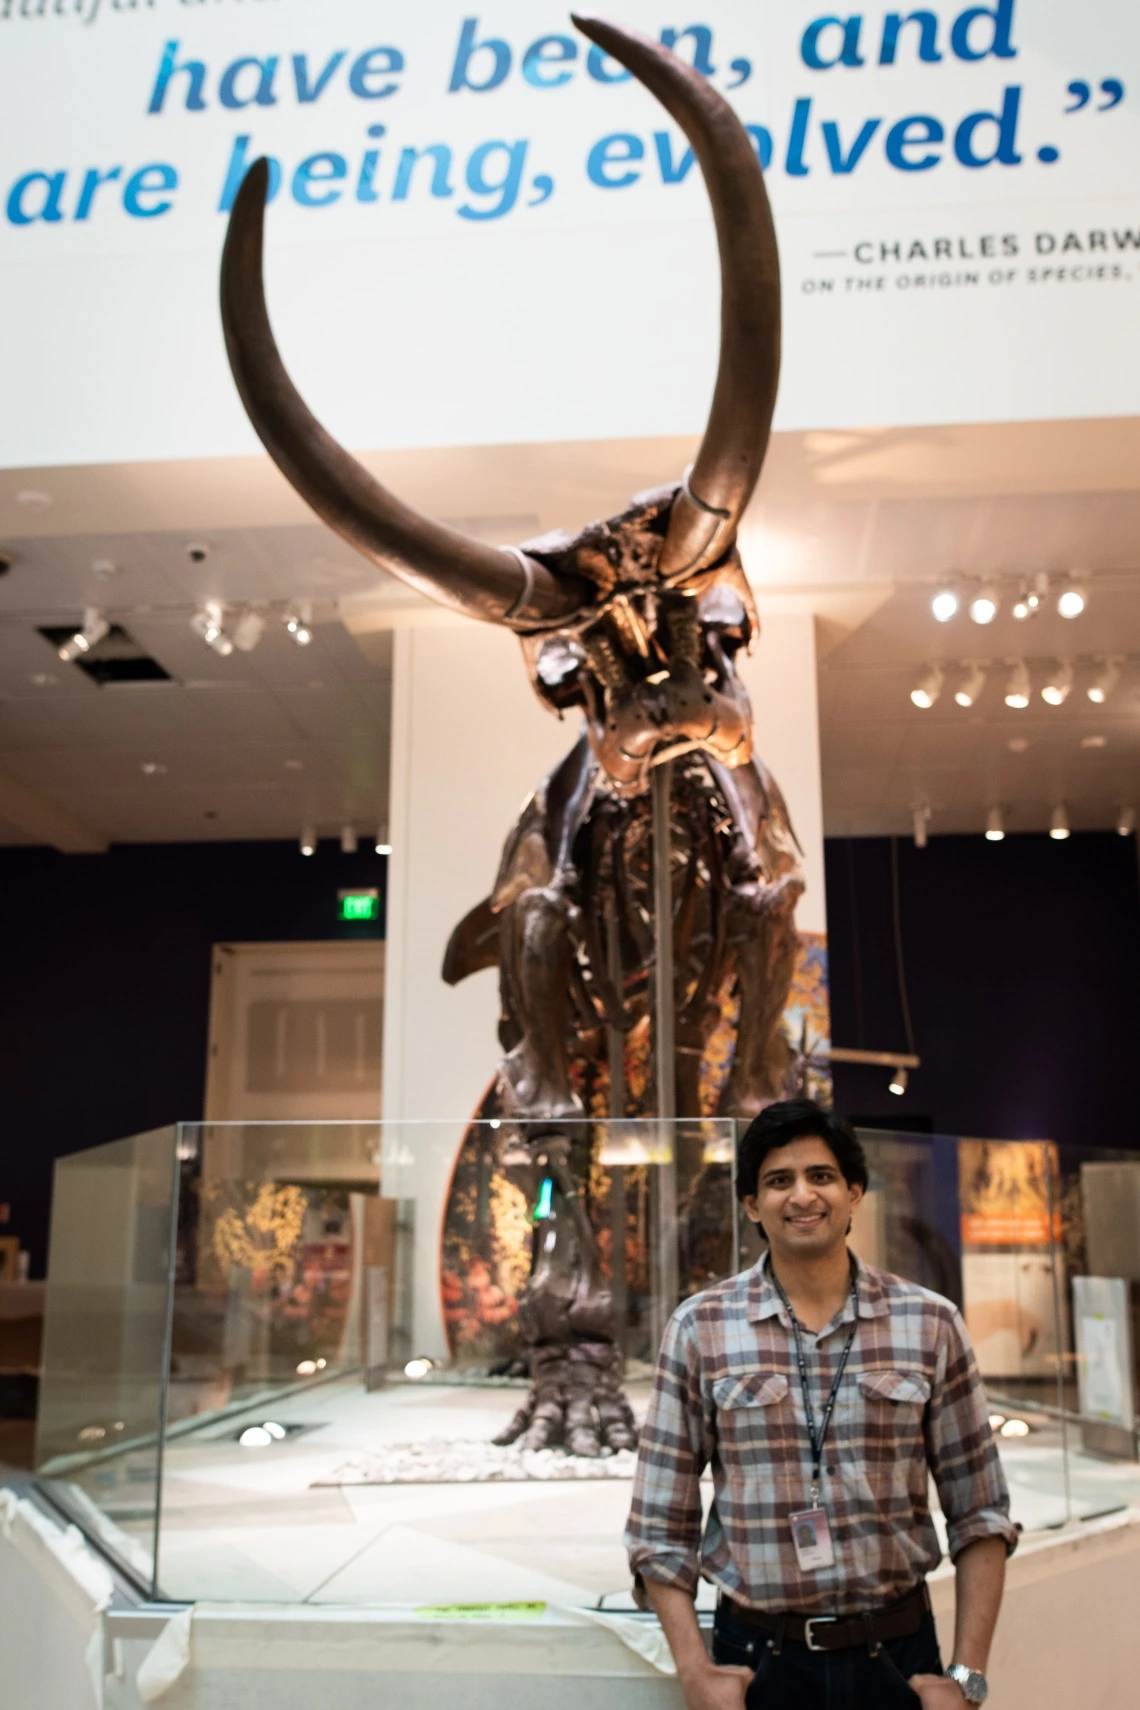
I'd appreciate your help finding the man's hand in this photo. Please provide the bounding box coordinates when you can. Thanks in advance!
[909,1675,965,1709]
[678,1659,754,1710]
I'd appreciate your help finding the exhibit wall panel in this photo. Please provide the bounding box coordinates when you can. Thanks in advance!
[1,1,1139,470]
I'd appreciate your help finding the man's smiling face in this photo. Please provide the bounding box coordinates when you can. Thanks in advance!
[742,1135,864,1261]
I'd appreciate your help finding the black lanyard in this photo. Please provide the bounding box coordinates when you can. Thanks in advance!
[770,1260,859,1507]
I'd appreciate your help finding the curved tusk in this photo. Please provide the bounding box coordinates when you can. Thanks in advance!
[571,15,781,579]
[220,159,589,629]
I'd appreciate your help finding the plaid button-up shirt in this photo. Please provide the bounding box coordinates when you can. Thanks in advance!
[626,1252,1018,1615]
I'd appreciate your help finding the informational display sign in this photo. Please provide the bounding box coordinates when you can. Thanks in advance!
[1,1,1138,467]
[1073,1274,1136,1431]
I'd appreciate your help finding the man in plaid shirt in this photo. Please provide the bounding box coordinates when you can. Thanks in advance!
[626,1101,1016,1710]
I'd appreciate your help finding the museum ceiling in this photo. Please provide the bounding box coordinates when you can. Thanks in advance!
[1,417,1139,850]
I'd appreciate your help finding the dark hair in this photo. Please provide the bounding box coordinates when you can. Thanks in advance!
[735,1099,869,1203]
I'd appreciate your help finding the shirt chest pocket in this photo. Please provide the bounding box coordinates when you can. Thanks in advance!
[855,1369,931,1463]
[712,1373,791,1455]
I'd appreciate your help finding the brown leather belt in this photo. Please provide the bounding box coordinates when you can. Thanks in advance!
[720,1581,930,1654]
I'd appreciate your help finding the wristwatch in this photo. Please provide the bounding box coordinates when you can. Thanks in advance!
[946,1663,988,1704]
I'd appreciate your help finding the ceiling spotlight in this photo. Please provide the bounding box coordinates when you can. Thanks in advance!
[58,605,110,662]
[1010,585,1035,621]
[985,806,1005,842]
[375,830,393,856]
[300,825,317,857]
[232,609,267,653]
[913,804,931,849]
[954,663,986,708]
[141,761,168,777]
[1007,737,1030,753]
[1049,804,1070,841]
[1081,734,1107,750]
[1040,661,1073,707]
[910,665,944,709]
[1056,579,1088,620]
[340,823,358,855]
[888,1066,908,1096]
[284,602,313,646]
[931,587,959,623]
[969,585,999,625]
[191,600,235,657]
[1118,806,1136,838]
[1087,659,1121,705]
[1004,661,1031,709]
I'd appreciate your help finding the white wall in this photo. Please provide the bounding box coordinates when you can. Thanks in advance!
[380,612,826,1357]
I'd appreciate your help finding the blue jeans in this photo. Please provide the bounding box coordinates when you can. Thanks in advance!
[712,1600,944,1709]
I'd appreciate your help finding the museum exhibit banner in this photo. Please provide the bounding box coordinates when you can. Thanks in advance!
[1,0,1139,467]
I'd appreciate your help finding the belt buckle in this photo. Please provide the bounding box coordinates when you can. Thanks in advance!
[804,1616,837,1653]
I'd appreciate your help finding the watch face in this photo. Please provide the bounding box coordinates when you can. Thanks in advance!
[949,1665,988,1704]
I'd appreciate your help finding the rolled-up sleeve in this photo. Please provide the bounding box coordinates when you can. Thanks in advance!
[625,1304,708,1594]
[926,1307,1019,1561]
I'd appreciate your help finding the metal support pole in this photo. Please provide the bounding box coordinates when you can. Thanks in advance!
[651,761,680,1344]
[606,907,628,1346]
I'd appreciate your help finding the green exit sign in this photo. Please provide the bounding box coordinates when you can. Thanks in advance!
[338,889,380,923]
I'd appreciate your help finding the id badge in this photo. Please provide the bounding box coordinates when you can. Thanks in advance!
[789,1507,836,1572]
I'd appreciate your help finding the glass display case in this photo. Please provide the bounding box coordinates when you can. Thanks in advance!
[34,1121,1140,1608]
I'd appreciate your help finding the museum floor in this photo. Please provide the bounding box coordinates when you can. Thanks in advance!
[123,1377,1140,1607]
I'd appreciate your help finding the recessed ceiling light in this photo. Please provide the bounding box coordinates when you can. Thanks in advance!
[1050,804,1070,841]
[284,758,304,771]
[92,559,117,581]
[141,761,168,776]
[1080,735,1107,750]
[29,672,57,688]
[1118,806,1136,837]
[1007,737,1030,753]
[985,806,1005,842]
[931,587,959,623]
[15,489,52,509]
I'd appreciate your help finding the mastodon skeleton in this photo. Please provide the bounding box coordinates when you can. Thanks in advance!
[221,15,805,1456]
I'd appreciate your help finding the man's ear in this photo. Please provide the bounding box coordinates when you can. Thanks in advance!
[848,1181,865,1216]
[740,1193,764,1227]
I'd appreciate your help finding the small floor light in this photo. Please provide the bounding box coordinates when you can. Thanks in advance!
[985,807,1005,842]
[300,825,317,857]
[375,830,393,855]
[1117,806,1136,837]
[1049,805,1070,841]
[888,1066,908,1096]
